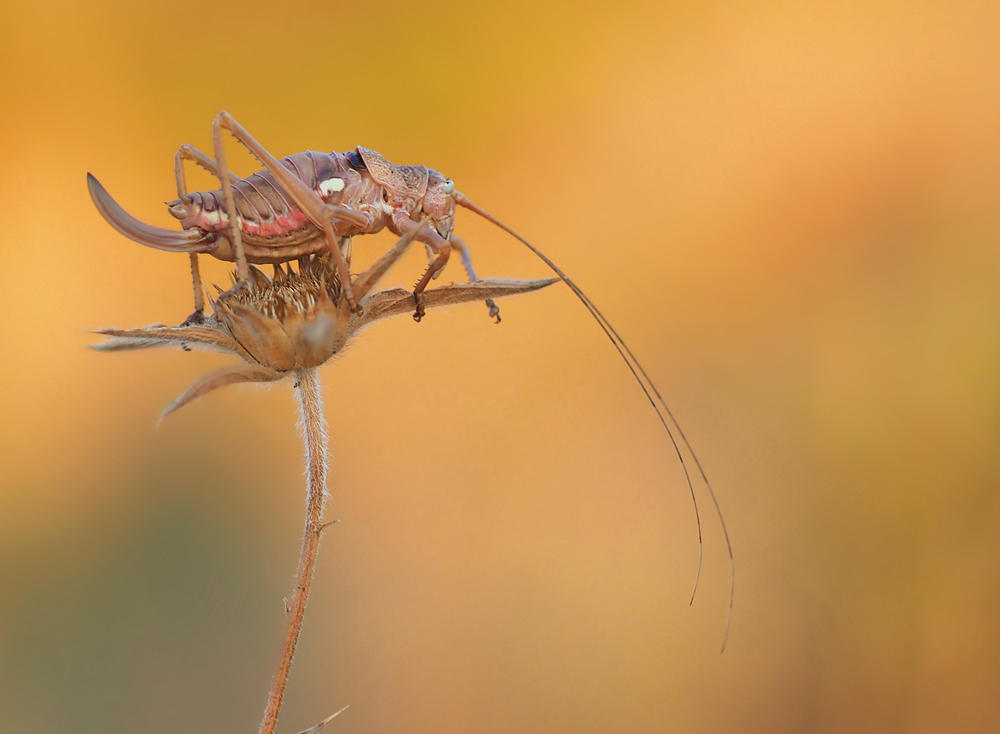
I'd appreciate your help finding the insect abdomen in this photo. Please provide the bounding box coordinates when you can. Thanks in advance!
[174,151,356,242]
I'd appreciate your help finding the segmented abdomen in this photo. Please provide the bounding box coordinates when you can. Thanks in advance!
[184,151,355,243]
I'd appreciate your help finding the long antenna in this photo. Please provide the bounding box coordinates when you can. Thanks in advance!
[455,192,734,652]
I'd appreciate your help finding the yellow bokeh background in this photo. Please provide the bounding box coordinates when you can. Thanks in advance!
[1,1,999,732]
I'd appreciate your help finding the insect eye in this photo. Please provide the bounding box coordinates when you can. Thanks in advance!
[442,179,455,194]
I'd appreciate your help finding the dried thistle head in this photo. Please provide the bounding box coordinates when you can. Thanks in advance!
[212,258,348,372]
[94,248,557,416]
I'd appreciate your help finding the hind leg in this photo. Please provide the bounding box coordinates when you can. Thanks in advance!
[174,144,239,324]
[211,112,369,311]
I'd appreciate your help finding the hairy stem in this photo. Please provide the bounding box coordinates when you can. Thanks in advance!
[259,368,328,734]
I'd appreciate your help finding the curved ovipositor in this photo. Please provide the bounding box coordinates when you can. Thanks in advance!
[87,173,209,253]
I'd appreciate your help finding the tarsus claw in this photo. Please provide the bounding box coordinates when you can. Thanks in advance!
[412,292,425,322]
[181,310,206,326]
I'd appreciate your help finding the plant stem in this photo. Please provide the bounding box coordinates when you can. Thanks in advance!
[259,368,329,734]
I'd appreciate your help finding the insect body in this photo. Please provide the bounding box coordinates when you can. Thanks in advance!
[113,149,455,265]
[87,112,735,649]
[88,112,487,324]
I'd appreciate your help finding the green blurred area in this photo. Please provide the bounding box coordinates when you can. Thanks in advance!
[1,0,999,732]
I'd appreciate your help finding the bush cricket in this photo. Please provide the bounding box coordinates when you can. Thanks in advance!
[87,111,735,650]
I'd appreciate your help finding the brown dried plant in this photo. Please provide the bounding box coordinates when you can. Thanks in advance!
[93,224,556,734]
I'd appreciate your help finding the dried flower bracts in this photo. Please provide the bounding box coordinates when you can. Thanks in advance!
[94,245,557,416]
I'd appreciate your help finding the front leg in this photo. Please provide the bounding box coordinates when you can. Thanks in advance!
[391,211,451,322]
[451,234,500,323]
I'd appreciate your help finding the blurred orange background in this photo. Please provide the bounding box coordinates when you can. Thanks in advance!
[2,1,999,732]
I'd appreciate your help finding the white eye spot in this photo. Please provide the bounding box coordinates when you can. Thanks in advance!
[319,178,345,196]
[442,179,455,194]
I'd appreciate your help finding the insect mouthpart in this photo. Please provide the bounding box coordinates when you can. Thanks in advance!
[434,217,454,240]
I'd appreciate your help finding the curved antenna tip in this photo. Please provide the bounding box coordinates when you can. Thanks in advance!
[456,190,735,652]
